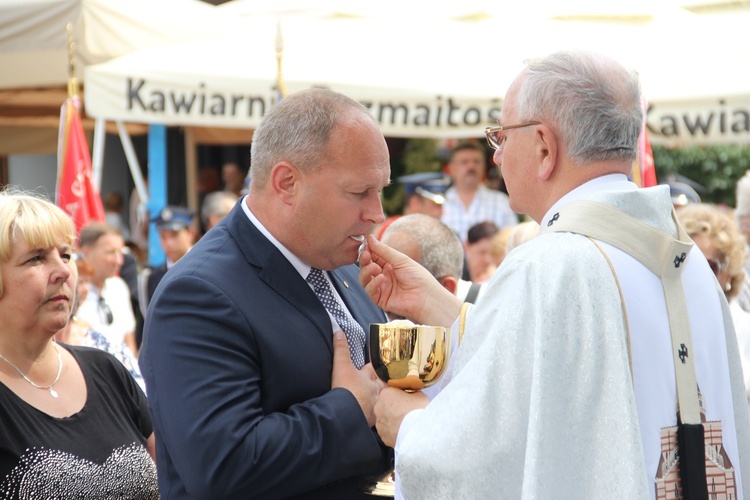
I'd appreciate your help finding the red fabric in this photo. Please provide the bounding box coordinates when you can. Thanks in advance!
[375,215,401,240]
[633,98,657,188]
[638,124,657,188]
[56,96,105,234]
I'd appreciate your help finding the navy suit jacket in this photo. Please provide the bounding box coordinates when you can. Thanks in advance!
[139,201,391,499]
[145,263,168,305]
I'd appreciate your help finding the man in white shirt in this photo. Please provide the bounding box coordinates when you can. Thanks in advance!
[76,222,137,356]
[441,141,518,243]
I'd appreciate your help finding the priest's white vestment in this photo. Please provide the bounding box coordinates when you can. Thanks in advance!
[394,175,750,499]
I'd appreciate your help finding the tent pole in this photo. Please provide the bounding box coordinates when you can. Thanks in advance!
[184,127,198,220]
[92,118,106,190]
[147,125,167,266]
[116,121,149,205]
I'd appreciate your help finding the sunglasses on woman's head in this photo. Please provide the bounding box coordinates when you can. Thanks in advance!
[707,257,728,277]
[98,295,114,325]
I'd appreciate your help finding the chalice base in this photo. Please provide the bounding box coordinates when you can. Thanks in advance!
[361,471,395,497]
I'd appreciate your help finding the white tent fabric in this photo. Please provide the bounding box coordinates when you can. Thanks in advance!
[0,0,232,90]
[83,1,750,145]
[0,0,240,158]
[0,0,80,89]
[0,0,238,216]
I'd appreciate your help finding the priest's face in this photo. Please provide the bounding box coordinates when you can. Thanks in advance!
[494,75,537,218]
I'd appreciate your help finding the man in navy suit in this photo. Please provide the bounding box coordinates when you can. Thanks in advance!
[139,88,392,499]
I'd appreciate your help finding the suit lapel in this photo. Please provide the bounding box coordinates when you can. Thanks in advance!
[259,252,333,348]
[224,203,334,348]
[223,202,385,351]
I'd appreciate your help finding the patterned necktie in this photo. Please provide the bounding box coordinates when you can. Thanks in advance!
[306,268,366,369]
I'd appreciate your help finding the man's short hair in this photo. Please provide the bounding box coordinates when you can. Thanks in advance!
[467,221,499,245]
[201,191,238,228]
[249,88,374,190]
[516,50,642,164]
[449,141,486,163]
[79,222,122,247]
[383,214,464,280]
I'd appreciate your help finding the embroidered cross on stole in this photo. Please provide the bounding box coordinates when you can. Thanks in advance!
[546,200,736,500]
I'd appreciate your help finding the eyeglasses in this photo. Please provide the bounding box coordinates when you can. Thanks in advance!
[484,121,541,151]
[98,295,113,325]
[707,257,728,277]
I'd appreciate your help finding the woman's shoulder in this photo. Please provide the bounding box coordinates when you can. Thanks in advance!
[59,343,131,380]
[60,342,148,407]
[61,342,115,360]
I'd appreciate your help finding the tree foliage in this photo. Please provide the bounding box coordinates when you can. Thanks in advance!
[653,145,750,207]
[385,142,750,214]
[382,138,441,215]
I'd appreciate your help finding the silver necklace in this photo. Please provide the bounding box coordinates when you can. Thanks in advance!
[0,342,63,398]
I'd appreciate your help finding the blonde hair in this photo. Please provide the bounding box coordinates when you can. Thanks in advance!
[678,203,747,300]
[491,226,514,265]
[505,221,541,254]
[0,189,76,296]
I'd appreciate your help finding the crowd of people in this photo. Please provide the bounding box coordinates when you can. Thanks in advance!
[0,49,749,499]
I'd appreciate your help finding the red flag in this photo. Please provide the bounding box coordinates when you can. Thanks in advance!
[56,96,105,234]
[632,97,657,188]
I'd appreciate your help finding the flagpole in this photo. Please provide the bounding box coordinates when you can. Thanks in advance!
[57,21,105,234]
[275,19,287,101]
[57,23,77,197]
[66,23,78,99]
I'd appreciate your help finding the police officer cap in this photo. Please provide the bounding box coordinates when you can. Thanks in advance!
[666,181,701,207]
[397,172,451,205]
[152,206,194,231]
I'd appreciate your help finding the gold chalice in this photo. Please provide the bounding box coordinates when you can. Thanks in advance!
[362,322,451,496]
[369,322,450,391]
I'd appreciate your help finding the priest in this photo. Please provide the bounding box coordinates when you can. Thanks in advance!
[359,50,750,499]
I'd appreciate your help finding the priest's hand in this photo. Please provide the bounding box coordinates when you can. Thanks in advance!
[359,234,462,327]
[331,331,385,427]
[374,387,430,448]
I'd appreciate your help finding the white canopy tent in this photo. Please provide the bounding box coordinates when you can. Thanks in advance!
[0,0,231,90]
[83,0,750,146]
[0,0,234,203]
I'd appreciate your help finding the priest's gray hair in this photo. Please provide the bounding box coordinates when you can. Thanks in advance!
[250,88,373,190]
[516,50,643,164]
[383,214,464,282]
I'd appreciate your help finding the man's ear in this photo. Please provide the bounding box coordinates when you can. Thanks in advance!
[439,275,458,295]
[536,125,558,181]
[270,162,298,206]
